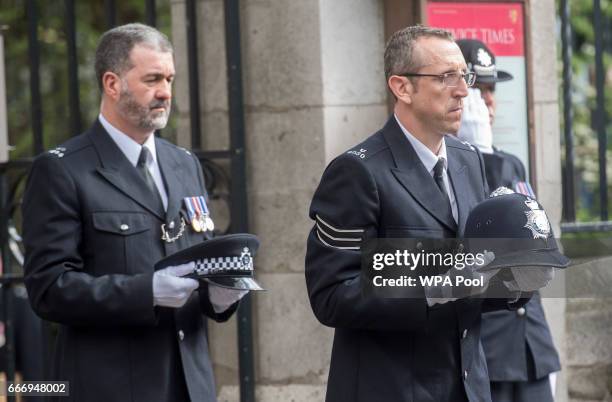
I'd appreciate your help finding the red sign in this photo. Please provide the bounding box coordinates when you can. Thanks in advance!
[427,2,524,56]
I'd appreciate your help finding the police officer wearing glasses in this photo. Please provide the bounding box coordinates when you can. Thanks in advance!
[305,26,529,402]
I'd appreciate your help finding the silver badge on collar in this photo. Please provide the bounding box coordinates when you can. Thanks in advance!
[524,199,550,239]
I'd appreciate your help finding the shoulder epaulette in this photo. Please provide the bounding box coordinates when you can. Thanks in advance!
[47,146,67,158]
[345,134,388,161]
[459,140,476,152]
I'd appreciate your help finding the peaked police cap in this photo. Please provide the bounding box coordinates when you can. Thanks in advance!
[155,233,264,291]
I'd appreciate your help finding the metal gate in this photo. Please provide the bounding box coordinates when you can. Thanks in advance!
[0,1,255,401]
[559,0,611,234]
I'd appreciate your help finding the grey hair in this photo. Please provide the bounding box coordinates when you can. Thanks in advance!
[384,25,454,81]
[95,23,173,91]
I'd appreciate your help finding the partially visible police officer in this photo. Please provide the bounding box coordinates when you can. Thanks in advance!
[457,39,560,402]
[457,39,529,193]
[305,26,529,402]
[22,23,247,402]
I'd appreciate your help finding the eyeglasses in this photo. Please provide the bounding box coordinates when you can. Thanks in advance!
[399,71,476,88]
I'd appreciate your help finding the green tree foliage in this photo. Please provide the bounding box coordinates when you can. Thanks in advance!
[0,0,174,159]
[559,0,612,221]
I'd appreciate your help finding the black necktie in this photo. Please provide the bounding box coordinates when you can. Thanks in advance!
[137,147,164,212]
[433,158,450,203]
[433,158,455,225]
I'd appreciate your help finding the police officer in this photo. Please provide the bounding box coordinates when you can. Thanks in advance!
[457,39,529,192]
[22,23,247,402]
[457,39,560,402]
[305,26,529,402]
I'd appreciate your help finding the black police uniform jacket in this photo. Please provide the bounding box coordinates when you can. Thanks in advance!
[306,116,524,402]
[22,120,236,402]
[480,149,560,383]
[481,147,526,192]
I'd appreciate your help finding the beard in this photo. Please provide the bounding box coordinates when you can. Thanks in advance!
[117,84,170,131]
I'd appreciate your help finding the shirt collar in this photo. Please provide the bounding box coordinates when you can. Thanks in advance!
[98,114,157,167]
[394,114,447,173]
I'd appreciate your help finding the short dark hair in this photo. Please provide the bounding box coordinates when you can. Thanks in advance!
[94,23,173,91]
[384,25,454,81]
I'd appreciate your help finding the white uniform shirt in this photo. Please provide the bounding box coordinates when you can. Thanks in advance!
[394,115,458,223]
[99,114,168,211]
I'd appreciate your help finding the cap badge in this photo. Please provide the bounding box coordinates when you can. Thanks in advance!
[477,48,492,67]
[524,199,550,239]
[490,186,515,197]
[240,247,253,270]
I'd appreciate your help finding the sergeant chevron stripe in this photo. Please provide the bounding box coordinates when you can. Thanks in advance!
[315,214,363,250]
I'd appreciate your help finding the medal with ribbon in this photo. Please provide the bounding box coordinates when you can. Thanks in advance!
[196,196,215,232]
[183,196,215,232]
[183,197,202,232]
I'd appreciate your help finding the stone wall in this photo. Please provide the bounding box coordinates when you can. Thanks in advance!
[527,0,568,400]
[566,257,612,402]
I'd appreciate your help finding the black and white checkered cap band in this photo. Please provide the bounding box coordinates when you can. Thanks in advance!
[194,256,253,276]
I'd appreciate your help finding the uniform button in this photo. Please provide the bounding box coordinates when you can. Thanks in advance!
[463,370,468,380]
[178,330,185,341]
[517,307,526,317]
[168,220,175,229]
[462,329,468,339]
[120,224,129,231]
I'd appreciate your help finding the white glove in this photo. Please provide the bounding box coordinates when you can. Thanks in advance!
[208,284,249,313]
[153,262,199,308]
[503,266,555,292]
[458,88,494,154]
[426,251,496,306]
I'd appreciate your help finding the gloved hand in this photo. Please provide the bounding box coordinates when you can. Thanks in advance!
[153,262,199,308]
[503,266,555,292]
[426,251,496,306]
[208,284,249,313]
[457,88,494,154]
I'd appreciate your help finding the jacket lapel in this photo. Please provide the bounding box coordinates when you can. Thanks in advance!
[382,117,457,232]
[447,145,471,234]
[89,120,166,220]
[156,140,184,221]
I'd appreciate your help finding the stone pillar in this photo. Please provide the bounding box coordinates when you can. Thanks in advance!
[528,1,567,401]
[172,1,387,400]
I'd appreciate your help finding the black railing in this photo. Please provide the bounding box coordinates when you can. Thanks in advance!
[26,0,43,155]
[560,0,610,234]
[593,0,608,222]
[560,0,575,224]
[223,0,255,399]
[0,1,255,401]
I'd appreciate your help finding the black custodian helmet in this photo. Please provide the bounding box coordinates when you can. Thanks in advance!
[463,188,570,271]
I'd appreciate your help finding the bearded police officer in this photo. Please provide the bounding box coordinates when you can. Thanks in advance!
[457,39,561,402]
[305,26,529,402]
[22,23,248,402]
